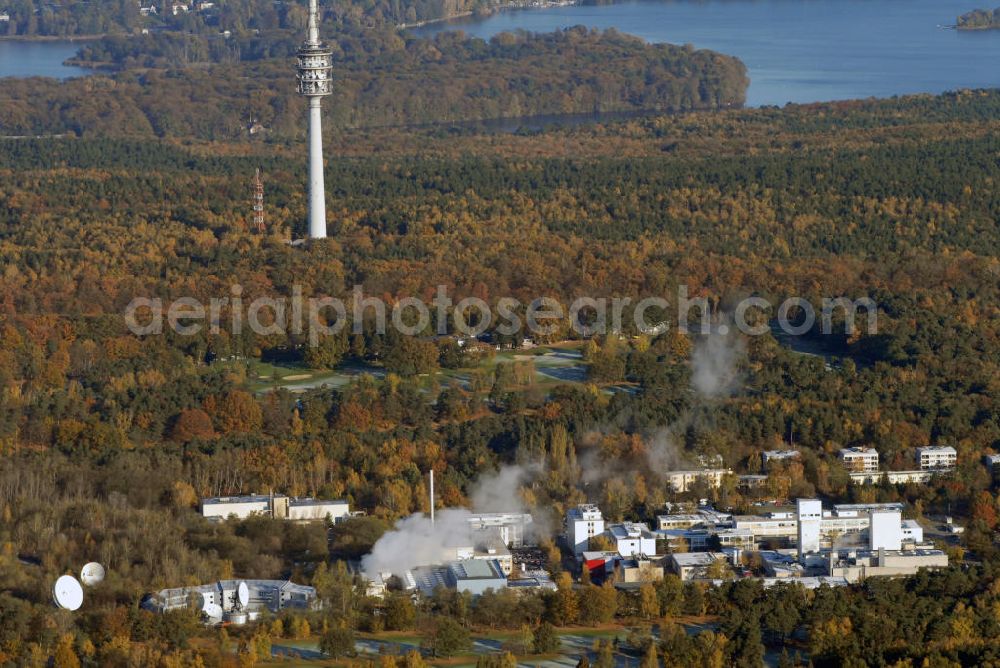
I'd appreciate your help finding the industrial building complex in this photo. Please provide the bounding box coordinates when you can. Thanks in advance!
[142,579,318,625]
[564,496,947,589]
[355,445,954,601]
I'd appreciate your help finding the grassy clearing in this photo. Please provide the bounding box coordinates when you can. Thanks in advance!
[245,341,591,395]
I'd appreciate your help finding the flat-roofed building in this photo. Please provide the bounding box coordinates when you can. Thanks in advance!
[760,549,805,578]
[581,551,620,580]
[449,559,508,596]
[656,513,710,531]
[737,474,769,490]
[839,447,879,473]
[681,528,755,551]
[444,527,513,574]
[669,552,728,580]
[819,508,872,543]
[142,579,317,619]
[732,514,798,542]
[664,468,733,493]
[466,512,534,547]
[565,504,605,556]
[848,470,935,485]
[507,570,557,592]
[902,519,924,543]
[286,498,350,522]
[915,446,957,471]
[869,510,903,551]
[797,499,822,556]
[827,548,948,583]
[201,494,349,523]
[607,522,657,558]
[832,502,904,514]
[762,450,800,467]
[201,495,271,520]
[615,558,664,583]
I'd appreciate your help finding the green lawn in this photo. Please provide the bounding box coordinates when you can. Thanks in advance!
[243,341,591,395]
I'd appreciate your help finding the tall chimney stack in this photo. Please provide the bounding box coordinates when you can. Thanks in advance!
[429,469,435,526]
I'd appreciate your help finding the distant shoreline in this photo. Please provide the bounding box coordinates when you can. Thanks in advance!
[397,0,581,31]
[0,34,105,42]
[398,12,476,30]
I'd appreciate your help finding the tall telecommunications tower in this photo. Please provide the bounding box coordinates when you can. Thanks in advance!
[295,0,332,239]
[251,168,265,233]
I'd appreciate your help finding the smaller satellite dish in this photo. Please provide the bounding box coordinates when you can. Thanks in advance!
[198,592,215,611]
[202,602,224,621]
[80,562,105,586]
[53,575,84,611]
[237,581,249,608]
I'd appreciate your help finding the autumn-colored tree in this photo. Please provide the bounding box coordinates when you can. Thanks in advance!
[639,641,658,668]
[53,634,81,668]
[169,408,215,442]
[971,491,998,530]
[214,391,263,434]
[552,572,579,625]
[638,582,660,619]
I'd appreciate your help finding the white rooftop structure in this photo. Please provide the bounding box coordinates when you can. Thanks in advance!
[607,522,657,558]
[848,469,936,485]
[762,450,800,464]
[839,447,879,472]
[915,446,957,470]
[797,499,822,557]
[444,527,513,574]
[565,504,605,556]
[656,513,709,530]
[827,548,948,583]
[408,559,508,597]
[869,510,903,551]
[466,512,534,547]
[760,549,805,578]
[507,570,558,592]
[200,494,349,522]
[760,576,849,589]
[669,552,728,580]
[832,502,904,514]
[142,579,317,622]
[664,468,733,493]
[901,519,923,543]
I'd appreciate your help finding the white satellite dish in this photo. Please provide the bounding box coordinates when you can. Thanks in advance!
[53,575,84,611]
[237,581,249,608]
[80,562,105,586]
[202,602,224,621]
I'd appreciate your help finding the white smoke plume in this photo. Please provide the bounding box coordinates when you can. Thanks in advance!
[571,329,746,484]
[361,507,474,579]
[690,330,745,399]
[470,464,530,513]
[645,426,685,471]
[361,464,537,579]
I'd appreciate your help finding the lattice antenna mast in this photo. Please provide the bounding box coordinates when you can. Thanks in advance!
[295,0,332,239]
[252,168,265,233]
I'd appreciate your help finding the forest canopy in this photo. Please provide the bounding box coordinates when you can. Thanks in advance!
[0,19,998,661]
[957,6,1000,28]
[0,28,747,134]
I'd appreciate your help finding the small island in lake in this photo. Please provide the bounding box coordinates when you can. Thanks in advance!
[956,6,1000,28]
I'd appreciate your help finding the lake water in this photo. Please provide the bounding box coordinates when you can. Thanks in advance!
[0,40,96,79]
[411,0,1000,106]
